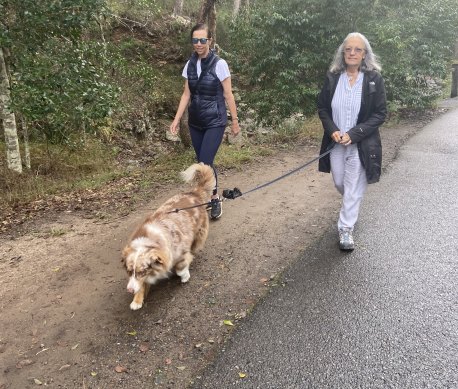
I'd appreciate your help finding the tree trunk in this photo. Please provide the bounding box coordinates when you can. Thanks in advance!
[198,0,217,49]
[21,116,31,169]
[233,0,241,19]
[0,47,22,173]
[173,0,184,16]
[451,64,458,98]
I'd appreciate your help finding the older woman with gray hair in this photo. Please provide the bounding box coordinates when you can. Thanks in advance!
[317,32,387,251]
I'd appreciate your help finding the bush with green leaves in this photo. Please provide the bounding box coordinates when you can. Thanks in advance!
[11,39,119,145]
[371,0,458,110]
[1,0,119,145]
[228,0,458,124]
[227,1,333,125]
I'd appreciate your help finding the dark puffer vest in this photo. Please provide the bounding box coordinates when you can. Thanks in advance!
[187,50,227,129]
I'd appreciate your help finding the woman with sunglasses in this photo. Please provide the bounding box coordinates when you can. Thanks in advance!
[170,23,240,220]
[317,32,387,251]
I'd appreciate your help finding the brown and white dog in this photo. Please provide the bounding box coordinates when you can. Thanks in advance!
[121,163,215,310]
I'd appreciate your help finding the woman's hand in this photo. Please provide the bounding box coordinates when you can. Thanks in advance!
[339,133,352,146]
[331,131,341,143]
[231,120,240,136]
[170,81,190,136]
[170,119,180,135]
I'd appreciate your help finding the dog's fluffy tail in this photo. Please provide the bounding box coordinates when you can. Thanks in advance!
[181,163,216,196]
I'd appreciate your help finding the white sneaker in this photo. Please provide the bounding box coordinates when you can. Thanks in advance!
[339,228,355,251]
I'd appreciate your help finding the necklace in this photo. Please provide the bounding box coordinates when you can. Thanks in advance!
[347,72,357,82]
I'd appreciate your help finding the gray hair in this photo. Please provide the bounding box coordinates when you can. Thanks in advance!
[329,32,382,73]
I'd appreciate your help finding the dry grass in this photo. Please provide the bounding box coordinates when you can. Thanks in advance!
[0,139,119,207]
[0,120,322,215]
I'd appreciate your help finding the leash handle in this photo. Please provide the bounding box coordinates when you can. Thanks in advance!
[222,187,242,200]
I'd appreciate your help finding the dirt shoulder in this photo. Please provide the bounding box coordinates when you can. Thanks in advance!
[0,108,448,389]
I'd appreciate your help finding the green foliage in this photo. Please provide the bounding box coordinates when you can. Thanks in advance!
[228,0,458,123]
[107,0,161,22]
[105,37,184,127]
[11,39,119,144]
[228,4,319,124]
[2,0,119,145]
[2,0,457,148]
[370,0,458,110]
[1,0,107,47]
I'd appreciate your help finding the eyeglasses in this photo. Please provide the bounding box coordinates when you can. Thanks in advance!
[344,47,365,54]
[191,37,210,44]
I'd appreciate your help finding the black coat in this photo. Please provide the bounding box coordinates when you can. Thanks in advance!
[317,70,387,184]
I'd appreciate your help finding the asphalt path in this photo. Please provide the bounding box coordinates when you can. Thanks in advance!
[192,102,458,389]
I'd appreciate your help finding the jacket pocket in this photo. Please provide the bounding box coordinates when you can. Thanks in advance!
[365,145,382,183]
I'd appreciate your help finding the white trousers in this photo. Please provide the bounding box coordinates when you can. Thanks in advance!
[330,144,368,231]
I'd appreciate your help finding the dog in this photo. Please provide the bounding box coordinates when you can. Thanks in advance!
[121,163,216,310]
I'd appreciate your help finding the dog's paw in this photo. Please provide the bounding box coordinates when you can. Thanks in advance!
[181,274,190,283]
[130,301,143,310]
[177,268,190,283]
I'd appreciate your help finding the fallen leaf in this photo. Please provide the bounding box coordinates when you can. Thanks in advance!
[52,267,60,272]
[207,338,215,344]
[16,359,34,369]
[223,320,234,326]
[114,365,127,373]
[33,378,42,385]
[126,330,137,336]
[36,348,49,355]
[139,343,149,353]
[176,366,186,371]
[238,372,247,378]
[58,364,71,371]
[71,344,79,350]
[195,343,202,348]
[90,372,97,377]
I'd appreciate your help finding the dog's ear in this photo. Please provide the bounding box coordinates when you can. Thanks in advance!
[147,248,170,266]
[121,246,132,264]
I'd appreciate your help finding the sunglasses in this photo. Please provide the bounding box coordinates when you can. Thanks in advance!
[191,37,210,44]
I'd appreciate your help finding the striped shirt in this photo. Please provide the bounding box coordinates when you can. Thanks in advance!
[331,72,363,135]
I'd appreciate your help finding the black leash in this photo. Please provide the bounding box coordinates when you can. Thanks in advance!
[168,146,334,213]
[168,201,212,214]
[223,146,334,200]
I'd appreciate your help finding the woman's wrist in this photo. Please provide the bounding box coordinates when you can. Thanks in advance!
[231,117,238,121]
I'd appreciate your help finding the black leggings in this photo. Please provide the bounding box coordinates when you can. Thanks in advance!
[189,125,225,195]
